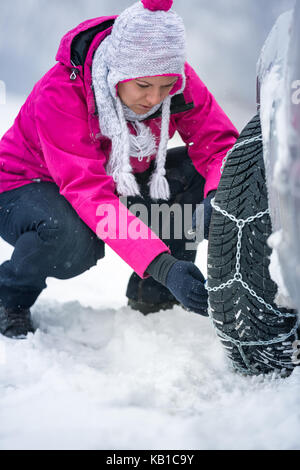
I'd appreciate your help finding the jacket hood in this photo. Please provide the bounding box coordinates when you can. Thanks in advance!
[55,16,117,69]
[54,15,194,120]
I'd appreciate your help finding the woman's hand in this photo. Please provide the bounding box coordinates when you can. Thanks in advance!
[166,261,208,316]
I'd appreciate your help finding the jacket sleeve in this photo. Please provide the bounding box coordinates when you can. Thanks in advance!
[174,63,239,197]
[34,66,169,278]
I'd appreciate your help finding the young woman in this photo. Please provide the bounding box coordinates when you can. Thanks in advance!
[0,0,238,338]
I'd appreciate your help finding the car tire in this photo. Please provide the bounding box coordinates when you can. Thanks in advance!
[207,114,299,376]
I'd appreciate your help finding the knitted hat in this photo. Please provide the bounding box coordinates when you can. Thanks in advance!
[92,0,187,200]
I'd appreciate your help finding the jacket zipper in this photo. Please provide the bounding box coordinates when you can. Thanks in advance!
[70,60,79,80]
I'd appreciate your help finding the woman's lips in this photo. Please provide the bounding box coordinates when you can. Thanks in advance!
[138,104,152,110]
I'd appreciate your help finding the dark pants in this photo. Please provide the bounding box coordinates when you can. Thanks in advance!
[0,147,205,309]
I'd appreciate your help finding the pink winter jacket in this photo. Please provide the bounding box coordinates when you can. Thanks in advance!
[0,16,239,278]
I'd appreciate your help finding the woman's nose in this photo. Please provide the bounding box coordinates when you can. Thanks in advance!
[146,88,162,106]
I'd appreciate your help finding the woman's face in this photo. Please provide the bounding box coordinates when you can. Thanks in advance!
[117,75,178,114]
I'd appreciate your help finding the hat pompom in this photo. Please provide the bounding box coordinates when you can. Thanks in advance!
[141,0,173,12]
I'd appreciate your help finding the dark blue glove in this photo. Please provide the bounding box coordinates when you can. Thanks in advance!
[192,190,217,240]
[166,261,208,316]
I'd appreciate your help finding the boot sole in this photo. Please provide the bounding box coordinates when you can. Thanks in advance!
[128,299,180,315]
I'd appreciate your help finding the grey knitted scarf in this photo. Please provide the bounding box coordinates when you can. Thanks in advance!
[91,1,186,200]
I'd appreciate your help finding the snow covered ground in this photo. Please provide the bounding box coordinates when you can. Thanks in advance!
[0,96,300,451]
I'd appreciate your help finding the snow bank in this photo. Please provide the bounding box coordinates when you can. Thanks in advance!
[0,274,300,450]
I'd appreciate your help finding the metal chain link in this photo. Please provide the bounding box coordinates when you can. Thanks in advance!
[220,135,263,174]
[208,198,298,321]
[212,313,299,348]
[207,133,299,365]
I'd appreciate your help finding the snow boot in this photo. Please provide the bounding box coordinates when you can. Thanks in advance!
[128,298,180,315]
[0,301,35,339]
[127,273,180,315]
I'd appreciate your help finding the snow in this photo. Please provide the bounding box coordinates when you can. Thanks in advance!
[258,11,294,308]
[259,11,293,190]
[268,231,295,309]
[1,95,300,451]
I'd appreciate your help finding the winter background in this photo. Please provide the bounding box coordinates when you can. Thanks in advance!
[0,0,300,451]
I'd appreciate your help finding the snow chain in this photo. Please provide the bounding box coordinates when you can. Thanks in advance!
[207,135,299,373]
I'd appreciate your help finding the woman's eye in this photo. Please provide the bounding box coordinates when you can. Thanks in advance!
[136,83,174,89]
